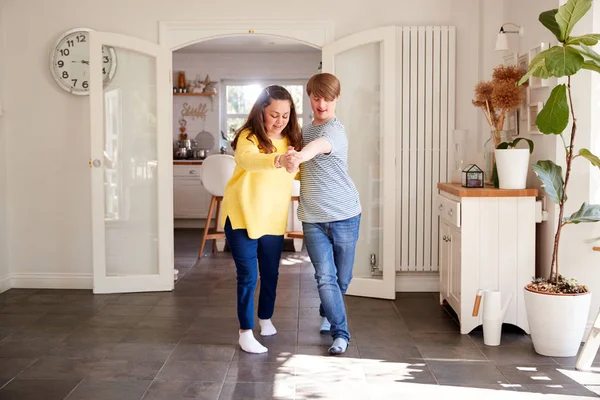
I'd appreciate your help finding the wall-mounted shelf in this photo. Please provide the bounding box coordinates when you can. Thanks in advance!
[173,92,215,97]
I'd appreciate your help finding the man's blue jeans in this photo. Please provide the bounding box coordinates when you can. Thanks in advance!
[224,217,284,330]
[302,214,361,342]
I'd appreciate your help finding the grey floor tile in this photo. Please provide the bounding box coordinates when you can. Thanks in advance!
[427,360,509,385]
[88,360,164,381]
[170,344,236,362]
[19,356,98,380]
[219,382,294,400]
[156,360,229,382]
[63,327,131,343]
[0,378,81,400]
[496,364,582,385]
[98,305,153,317]
[0,340,55,358]
[0,313,44,328]
[4,325,77,343]
[403,316,460,333]
[47,342,118,361]
[363,360,437,385]
[65,379,151,400]
[295,383,370,400]
[84,315,143,328]
[515,383,599,396]
[103,343,176,362]
[226,362,295,383]
[0,358,37,381]
[135,317,192,330]
[358,344,423,363]
[121,328,187,344]
[143,381,223,400]
[481,345,559,365]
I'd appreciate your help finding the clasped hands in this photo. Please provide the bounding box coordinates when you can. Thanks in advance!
[279,146,303,173]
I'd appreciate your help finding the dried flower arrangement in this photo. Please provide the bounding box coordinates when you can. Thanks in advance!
[472,65,526,148]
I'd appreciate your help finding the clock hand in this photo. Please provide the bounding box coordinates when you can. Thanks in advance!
[81,60,89,65]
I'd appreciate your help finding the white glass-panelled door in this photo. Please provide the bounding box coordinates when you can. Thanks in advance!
[89,32,173,294]
[322,27,396,300]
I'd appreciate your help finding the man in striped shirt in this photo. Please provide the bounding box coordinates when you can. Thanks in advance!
[284,73,361,355]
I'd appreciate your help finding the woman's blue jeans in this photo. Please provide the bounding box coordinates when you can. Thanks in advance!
[302,214,361,342]
[224,218,284,330]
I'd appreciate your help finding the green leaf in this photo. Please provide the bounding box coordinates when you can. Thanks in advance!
[564,202,600,224]
[579,148,600,168]
[518,49,553,85]
[511,137,535,154]
[567,34,600,46]
[540,9,563,40]
[579,43,600,63]
[536,84,569,134]
[497,142,510,150]
[556,0,592,41]
[532,160,565,205]
[582,60,600,73]
[545,46,584,77]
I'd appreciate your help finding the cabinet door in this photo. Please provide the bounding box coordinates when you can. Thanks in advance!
[173,179,210,218]
[439,221,450,298]
[448,225,461,305]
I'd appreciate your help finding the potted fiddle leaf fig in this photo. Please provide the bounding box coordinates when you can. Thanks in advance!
[518,0,600,357]
[495,137,534,189]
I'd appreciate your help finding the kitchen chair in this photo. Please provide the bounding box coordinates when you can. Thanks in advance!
[198,154,236,259]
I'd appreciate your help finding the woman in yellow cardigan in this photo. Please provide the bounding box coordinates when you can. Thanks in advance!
[221,85,302,353]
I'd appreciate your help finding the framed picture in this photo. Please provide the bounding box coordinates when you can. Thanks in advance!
[518,54,529,121]
[503,52,518,66]
[506,110,519,137]
[528,42,550,88]
[528,102,544,134]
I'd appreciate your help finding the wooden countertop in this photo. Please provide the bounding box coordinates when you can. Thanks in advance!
[438,182,538,198]
[174,161,203,165]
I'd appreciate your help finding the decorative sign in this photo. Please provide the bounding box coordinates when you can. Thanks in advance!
[181,102,208,121]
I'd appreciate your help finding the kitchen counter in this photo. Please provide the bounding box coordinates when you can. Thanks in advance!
[174,160,204,165]
[437,182,537,198]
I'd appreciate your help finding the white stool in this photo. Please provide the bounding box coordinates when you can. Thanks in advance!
[198,154,236,259]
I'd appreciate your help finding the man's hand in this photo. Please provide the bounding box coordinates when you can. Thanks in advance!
[281,146,302,173]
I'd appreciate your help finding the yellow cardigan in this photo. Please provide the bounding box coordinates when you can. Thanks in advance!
[221,131,296,239]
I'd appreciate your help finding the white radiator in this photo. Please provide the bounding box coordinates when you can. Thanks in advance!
[397,26,456,272]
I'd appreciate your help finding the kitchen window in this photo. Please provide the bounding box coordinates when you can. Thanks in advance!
[221,80,309,142]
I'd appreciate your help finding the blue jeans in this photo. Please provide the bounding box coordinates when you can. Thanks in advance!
[224,218,284,330]
[302,214,361,342]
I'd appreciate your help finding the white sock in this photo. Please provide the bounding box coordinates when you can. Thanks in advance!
[239,331,268,354]
[328,337,348,355]
[259,318,277,336]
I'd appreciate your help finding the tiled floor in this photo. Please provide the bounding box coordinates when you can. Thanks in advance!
[0,229,599,399]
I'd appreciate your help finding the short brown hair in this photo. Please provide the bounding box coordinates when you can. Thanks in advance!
[306,73,340,101]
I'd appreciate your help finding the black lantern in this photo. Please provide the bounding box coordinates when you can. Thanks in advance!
[461,164,484,188]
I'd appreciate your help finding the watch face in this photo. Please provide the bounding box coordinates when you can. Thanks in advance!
[50,28,117,95]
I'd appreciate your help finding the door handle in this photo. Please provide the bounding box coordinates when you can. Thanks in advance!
[89,159,101,168]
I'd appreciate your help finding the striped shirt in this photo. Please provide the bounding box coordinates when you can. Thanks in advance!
[297,117,361,223]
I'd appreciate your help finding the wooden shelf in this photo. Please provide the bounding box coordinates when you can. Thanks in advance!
[173,92,215,97]
[438,182,538,198]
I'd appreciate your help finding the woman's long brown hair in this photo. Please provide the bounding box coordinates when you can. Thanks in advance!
[231,85,302,153]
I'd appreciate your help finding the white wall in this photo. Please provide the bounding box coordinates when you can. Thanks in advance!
[172,51,320,153]
[0,3,9,292]
[504,0,600,329]
[0,0,488,285]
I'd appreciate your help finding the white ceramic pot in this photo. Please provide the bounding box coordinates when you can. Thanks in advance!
[524,287,592,357]
[495,149,530,189]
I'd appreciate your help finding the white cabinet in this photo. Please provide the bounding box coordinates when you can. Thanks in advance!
[437,183,537,334]
[173,164,211,218]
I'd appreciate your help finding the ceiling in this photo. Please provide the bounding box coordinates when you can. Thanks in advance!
[175,35,320,54]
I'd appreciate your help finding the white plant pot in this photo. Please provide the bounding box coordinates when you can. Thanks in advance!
[495,149,530,189]
[524,287,592,357]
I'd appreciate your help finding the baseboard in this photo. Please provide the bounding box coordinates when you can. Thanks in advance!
[0,274,10,293]
[10,273,93,290]
[396,271,439,292]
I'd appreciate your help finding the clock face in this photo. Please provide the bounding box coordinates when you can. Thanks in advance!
[50,28,117,95]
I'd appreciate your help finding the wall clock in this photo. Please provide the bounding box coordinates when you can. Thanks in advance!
[50,28,117,95]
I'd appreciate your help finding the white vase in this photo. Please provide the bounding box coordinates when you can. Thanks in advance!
[524,287,592,357]
[495,148,530,189]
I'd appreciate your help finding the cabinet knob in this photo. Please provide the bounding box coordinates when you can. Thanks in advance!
[438,204,444,211]
[189,170,197,175]
[448,209,453,217]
